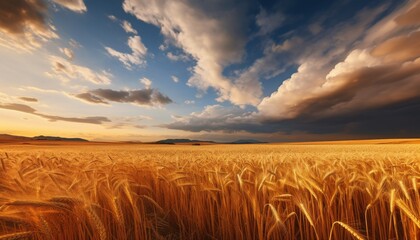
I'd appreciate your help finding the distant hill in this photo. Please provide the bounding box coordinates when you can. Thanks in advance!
[156,139,214,144]
[33,135,88,142]
[0,134,31,142]
[0,134,88,142]
[155,138,267,144]
[230,139,267,144]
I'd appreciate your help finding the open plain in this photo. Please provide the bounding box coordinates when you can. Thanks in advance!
[0,141,419,239]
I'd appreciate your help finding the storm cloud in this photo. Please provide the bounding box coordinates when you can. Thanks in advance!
[76,88,172,106]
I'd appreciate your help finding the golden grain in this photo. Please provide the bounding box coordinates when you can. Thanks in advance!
[0,143,418,239]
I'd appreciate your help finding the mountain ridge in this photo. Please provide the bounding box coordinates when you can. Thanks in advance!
[0,134,88,142]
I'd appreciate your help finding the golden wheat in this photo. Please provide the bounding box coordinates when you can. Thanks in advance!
[0,143,418,239]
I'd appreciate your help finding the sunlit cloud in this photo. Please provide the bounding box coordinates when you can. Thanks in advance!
[1,0,419,141]
[0,0,58,51]
[51,0,87,13]
[121,20,137,34]
[258,2,420,122]
[47,55,112,84]
[166,52,189,62]
[140,77,152,89]
[123,0,261,106]
[0,103,110,124]
[59,47,74,60]
[105,35,147,69]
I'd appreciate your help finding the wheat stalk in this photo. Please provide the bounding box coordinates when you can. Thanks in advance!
[396,199,420,229]
[0,231,33,240]
[86,206,107,240]
[329,221,366,240]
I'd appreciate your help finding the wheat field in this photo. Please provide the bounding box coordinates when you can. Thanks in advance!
[0,143,419,239]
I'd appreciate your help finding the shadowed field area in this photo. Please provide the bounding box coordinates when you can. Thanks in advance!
[0,143,419,239]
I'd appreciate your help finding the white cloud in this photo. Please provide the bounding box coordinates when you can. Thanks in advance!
[140,77,152,89]
[121,20,138,34]
[105,35,147,69]
[258,1,420,121]
[184,100,195,104]
[108,15,118,21]
[52,0,87,13]
[107,15,138,35]
[59,47,74,60]
[47,55,112,85]
[171,75,179,83]
[166,52,189,62]
[123,0,260,106]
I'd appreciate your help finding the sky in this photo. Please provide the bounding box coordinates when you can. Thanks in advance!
[0,0,419,142]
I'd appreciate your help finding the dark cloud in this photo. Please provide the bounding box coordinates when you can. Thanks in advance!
[39,115,110,124]
[76,88,172,106]
[161,105,269,133]
[0,0,57,50]
[251,1,420,140]
[0,103,36,113]
[106,123,146,129]
[75,92,108,104]
[0,103,110,124]
[163,97,420,138]
[19,97,38,102]
[0,0,47,34]
[280,97,420,137]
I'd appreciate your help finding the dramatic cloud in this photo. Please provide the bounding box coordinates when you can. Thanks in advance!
[258,2,420,122]
[19,97,38,102]
[105,35,147,69]
[0,103,110,124]
[51,0,87,13]
[0,0,58,51]
[123,0,261,105]
[163,1,420,138]
[76,88,172,106]
[47,55,112,84]
[163,98,420,138]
